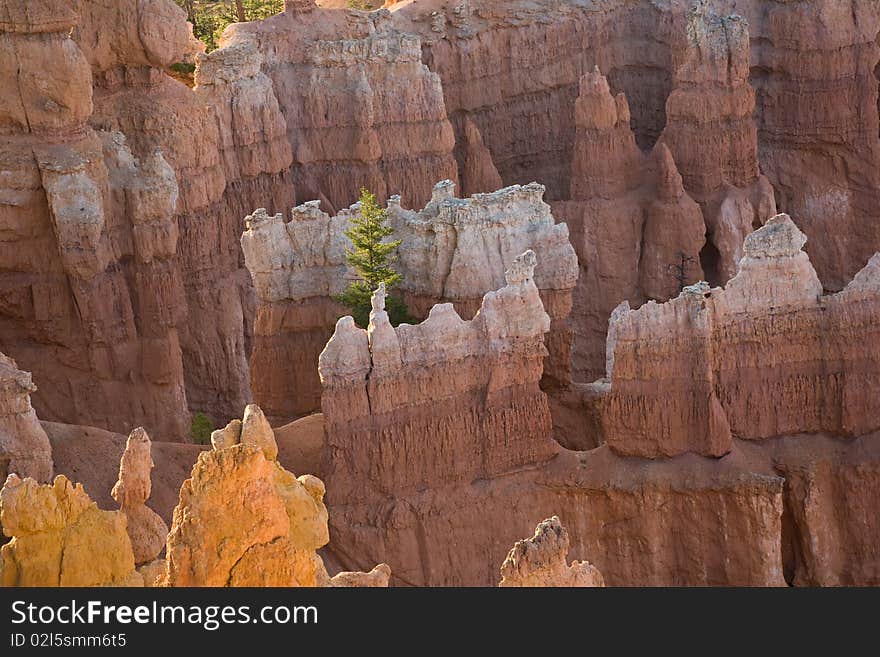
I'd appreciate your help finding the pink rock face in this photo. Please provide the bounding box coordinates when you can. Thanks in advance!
[556,68,706,386]
[318,251,559,503]
[0,0,297,437]
[740,0,880,291]
[600,215,880,458]
[227,7,458,212]
[0,1,192,440]
[659,3,776,285]
[242,182,578,422]
[0,353,53,483]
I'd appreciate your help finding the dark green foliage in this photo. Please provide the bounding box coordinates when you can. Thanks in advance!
[334,281,414,328]
[170,62,196,75]
[190,412,214,445]
[173,1,285,52]
[346,0,376,10]
[333,188,413,328]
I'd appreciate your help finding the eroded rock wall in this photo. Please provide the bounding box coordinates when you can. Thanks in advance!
[600,214,880,458]
[318,250,559,503]
[0,353,52,482]
[555,68,707,383]
[226,7,458,212]
[0,0,191,439]
[242,182,577,421]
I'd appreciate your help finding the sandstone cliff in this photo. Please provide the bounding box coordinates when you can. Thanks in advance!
[600,214,880,458]
[226,6,458,212]
[659,3,776,285]
[0,353,52,482]
[316,213,878,587]
[734,0,880,290]
[555,68,707,384]
[0,0,192,439]
[318,250,559,503]
[242,182,577,421]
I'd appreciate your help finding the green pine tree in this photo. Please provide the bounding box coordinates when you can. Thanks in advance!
[334,188,413,328]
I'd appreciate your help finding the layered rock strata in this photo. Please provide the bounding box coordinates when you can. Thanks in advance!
[318,250,559,503]
[554,68,707,383]
[242,182,577,420]
[599,214,880,458]
[226,7,458,212]
[0,0,191,439]
[0,353,52,482]
[316,216,879,586]
[735,0,880,290]
[658,3,776,285]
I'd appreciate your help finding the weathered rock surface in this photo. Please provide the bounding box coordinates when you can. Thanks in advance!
[598,214,879,458]
[0,353,52,482]
[499,516,604,587]
[0,0,192,440]
[330,563,392,587]
[737,0,880,290]
[659,3,776,285]
[4,0,880,445]
[316,217,878,586]
[555,68,707,384]
[227,7,458,212]
[165,404,330,586]
[0,474,140,586]
[0,0,297,437]
[111,427,169,565]
[318,251,559,504]
[242,182,577,420]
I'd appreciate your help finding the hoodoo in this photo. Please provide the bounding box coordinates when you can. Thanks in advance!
[1,0,879,594]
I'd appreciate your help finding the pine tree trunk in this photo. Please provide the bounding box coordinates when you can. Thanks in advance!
[234,0,247,22]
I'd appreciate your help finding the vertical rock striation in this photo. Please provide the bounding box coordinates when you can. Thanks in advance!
[318,250,559,503]
[0,353,53,483]
[242,182,578,421]
[600,214,880,458]
[226,7,458,212]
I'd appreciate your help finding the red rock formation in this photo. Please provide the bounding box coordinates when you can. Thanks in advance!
[318,250,559,503]
[454,114,503,197]
[659,3,776,285]
[82,2,296,425]
[242,182,578,421]
[316,213,879,586]
[226,6,458,211]
[599,214,879,458]
[404,0,677,199]
[554,68,706,384]
[0,353,52,482]
[737,0,880,290]
[0,0,191,439]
